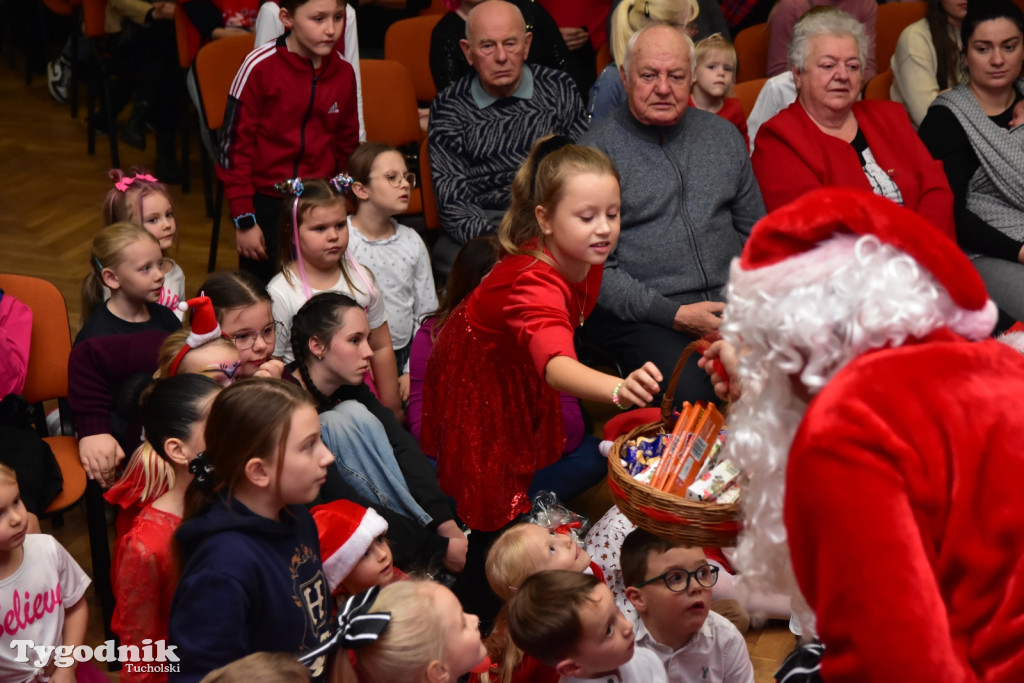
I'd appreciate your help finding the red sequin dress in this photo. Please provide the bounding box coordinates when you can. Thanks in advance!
[421,250,602,532]
[111,505,181,683]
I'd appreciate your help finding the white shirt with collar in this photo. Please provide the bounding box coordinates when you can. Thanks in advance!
[634,610,755,683]
[559,646,667,683]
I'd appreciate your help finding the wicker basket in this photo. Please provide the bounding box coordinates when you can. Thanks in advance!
[607,340,741,547]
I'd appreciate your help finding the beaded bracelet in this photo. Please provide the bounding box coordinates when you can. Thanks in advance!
[612,382,628,411]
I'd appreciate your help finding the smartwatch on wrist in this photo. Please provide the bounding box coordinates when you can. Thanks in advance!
[233,213,257,231]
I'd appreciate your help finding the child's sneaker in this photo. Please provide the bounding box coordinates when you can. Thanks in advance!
[47,56,71,104]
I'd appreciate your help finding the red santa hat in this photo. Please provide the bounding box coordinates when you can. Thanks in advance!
[737,188,997,340]
[312,500,389,593]
[167,296,225,376]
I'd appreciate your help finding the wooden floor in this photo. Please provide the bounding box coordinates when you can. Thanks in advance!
[1,50,794,681]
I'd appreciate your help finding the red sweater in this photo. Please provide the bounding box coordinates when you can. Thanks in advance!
[690,95,749,150]
[786,330,1024,681]
[218,37,359,217]
[752,99,954,239]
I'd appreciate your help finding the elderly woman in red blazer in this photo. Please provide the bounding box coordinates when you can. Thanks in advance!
[751,8,955,239]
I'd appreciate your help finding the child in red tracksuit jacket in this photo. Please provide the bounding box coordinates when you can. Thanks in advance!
[218,0,358,284]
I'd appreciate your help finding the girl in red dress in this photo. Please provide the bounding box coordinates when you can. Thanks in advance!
[421,136,662,613]
[111,374,222,683]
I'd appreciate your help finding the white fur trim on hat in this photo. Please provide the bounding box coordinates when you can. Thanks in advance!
[321,506,389,593]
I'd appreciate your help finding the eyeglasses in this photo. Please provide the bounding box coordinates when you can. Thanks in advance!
[227,321,282,351]
[369,171,417,189]
[633,564,719,592]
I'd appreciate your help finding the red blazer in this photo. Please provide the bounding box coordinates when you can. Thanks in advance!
[752,99,955,239]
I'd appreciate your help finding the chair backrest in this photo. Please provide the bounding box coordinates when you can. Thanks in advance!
[596,42,613,74]
[173,4,194,69]
[0,275,72,405]
[80,0,106,39]
[876,2,927,71]
[733,77,769,118]
[385,14,443,103]
[734,22,770,83]
[194,33,256,131]
[419,137,441,230]
[864,69,894,101]
[360,59,424,147]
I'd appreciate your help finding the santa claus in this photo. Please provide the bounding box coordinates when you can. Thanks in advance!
[718,188,1024,681]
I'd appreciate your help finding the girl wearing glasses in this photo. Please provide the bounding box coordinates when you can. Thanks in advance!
[346,143,439,405]
[198,270,286,380]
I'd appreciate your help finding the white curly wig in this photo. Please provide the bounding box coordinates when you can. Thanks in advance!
[721,232,996,632]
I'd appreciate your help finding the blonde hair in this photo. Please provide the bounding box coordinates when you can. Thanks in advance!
[81,222,161,325]
[200,652,310,683]
[694,32,736,68]
[356,580,448,682]
[609,0,698,65]
[480,523,550,683]
[499,138,619,262]
[156,329,238,380]
[0,463,17,486]
[102,167,173,232]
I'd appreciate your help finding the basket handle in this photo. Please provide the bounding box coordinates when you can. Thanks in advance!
[658,332,722,423]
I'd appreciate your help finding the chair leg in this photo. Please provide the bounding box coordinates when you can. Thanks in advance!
[84,480,117,647]
[208,180,223,272]
[199,142,214,217]
[86,62,96,156]
[69,19,79,118]
[98,60,119,168]
[180,99,191,194]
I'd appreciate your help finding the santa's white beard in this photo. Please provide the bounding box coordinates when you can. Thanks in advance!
[725,362,817,634]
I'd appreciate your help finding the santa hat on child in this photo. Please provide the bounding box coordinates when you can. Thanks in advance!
[168,296,225,376]
[736,188,998,340]
[312,500,389,593]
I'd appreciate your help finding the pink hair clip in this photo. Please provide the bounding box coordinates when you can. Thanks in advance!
[115,173,158,192]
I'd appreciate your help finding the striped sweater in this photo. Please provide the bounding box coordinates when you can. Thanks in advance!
[428,65,586,245]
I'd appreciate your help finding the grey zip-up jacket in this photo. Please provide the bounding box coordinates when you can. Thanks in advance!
[580,104,765,328]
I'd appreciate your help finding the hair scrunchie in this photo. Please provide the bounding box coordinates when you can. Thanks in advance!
[275,178,305,197]
[297,586,392,665]
[188,452,216,490]
[329,173,353,195]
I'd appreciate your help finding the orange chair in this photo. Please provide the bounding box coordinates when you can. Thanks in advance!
[385,14,444,104]
[194,33,256,271]
[876,2,927,73]
[0,274,113,643]
[864,69,894,101]
[361,59,426,216]
[734,22,770,84]
[733,77,769,119]
[81,0,120,167]
[419,136,441,231]
[596,41,613,74]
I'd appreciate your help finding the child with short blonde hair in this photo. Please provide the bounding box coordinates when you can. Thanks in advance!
[0,464,91,683]
[690,34,749,148]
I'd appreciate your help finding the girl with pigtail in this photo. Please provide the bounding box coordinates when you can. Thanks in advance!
[170,379,335,681]
[421,136,662,617]
[69,223,181,488]
[284,292,468,576]
[111,374,222,683]
[267,176,404,420]
[102,167,186,317]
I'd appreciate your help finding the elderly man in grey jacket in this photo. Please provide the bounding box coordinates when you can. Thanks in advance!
[580,23,765,405]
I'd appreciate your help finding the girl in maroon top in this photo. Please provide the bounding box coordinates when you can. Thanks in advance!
[690,33,750,149]
[422,137,662,535]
